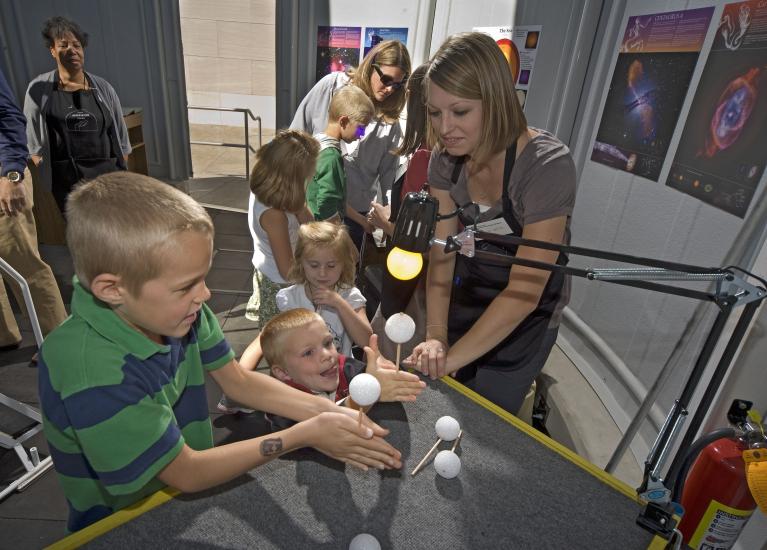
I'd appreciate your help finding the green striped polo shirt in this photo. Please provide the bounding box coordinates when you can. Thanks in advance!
[38,281,234,532]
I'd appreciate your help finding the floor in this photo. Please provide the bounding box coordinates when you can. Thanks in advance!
[0,130,642,548]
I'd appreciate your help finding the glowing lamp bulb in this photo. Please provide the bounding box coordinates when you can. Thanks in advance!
[387,247,423,280]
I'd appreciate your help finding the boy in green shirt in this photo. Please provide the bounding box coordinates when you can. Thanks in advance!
[38,172,401,533]
[307,85,374,222]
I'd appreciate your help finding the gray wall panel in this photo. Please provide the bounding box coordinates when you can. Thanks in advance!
[0,0,191,179]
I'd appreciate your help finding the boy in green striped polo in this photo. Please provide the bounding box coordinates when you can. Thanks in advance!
[38,172,402,533]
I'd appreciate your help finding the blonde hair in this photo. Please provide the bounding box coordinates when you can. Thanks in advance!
[66,172,213,296]
[250,130,320,213]
[328,85,375,124]
[425,32,527,166]
[349,40,411,122]
[288,222,357,289]
[261,308,323,366]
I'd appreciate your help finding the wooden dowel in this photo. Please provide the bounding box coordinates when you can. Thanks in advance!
[451,430,463,452]
[357,406,368,428]
[411,437,442,476]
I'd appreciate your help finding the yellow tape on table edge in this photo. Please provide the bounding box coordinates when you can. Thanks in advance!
[46,487,179,550]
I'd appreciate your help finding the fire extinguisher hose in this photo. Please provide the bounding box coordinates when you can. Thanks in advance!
[670,427,737,503]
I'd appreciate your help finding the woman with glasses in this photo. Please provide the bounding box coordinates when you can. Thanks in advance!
[24,16,131,215]
[404,32,577,415]
[290,40,411,250]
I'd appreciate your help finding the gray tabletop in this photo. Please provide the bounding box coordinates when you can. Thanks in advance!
[79,379,656,549]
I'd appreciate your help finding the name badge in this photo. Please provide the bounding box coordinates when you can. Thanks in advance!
[474,217,513,239]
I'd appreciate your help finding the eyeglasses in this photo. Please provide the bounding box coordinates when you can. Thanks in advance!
[372,64,408,90]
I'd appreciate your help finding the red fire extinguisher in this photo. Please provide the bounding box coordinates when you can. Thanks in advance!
[679,436,757,549]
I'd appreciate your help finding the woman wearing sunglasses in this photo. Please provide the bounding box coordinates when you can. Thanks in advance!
[404,32,577,415]
[290,40,411,250]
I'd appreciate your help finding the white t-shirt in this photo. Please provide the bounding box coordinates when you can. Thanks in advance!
[276,283,367,356]
[248,193,300,284]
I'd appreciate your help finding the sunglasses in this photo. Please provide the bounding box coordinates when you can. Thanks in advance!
[372,64,408,90]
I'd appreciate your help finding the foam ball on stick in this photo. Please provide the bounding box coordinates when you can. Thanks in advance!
[435,416,461,441]
[434,450,462,479]
[349,373,381,407]
[349,533,381,550]
[384,312,416,344]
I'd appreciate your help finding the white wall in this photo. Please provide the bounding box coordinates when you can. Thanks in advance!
[430,0,603,142]
[565,0,767,462]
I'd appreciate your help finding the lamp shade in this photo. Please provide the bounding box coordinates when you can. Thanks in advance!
[390,192,438,254]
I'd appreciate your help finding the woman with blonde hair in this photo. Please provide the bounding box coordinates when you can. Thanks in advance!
[291,40,411,250]
[405,32,577,414]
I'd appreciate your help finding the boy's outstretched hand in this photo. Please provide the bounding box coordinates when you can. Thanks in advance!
[364,334,426,402]
[302,410,402,471]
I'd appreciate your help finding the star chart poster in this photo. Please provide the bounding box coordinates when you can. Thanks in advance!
[591,8,714,181]
[474,25,542,108]
[316,26,361,83]
[363,27,409,58]
[667,1,767,218]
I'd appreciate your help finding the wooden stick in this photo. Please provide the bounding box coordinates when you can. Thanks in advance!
[411,438,442,476]
[451,430,463,452]
[357,406,368,428]
[395,343,401,371]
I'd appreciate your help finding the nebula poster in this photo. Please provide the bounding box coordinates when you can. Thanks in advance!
[363,27,409,58]
[667,1,767,218]
[315,26,361,83]
[591,8,714,181]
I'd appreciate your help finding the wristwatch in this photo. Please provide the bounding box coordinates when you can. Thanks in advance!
[4,170,23,184]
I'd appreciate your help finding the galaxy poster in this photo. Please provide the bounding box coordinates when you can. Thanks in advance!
[363,27,409,58]
[591,7,714,181]
[667,1,767,218]
[315,26,361,83]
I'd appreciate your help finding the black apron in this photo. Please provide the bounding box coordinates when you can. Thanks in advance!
[47,78,123,212]
[448,144,568,375]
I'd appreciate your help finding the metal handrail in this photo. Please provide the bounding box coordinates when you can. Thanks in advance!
[188,106,262,179]
[0,256,54,501]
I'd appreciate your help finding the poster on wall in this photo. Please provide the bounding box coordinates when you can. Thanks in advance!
[474,25,542,108]
[316,26,361,83]
[590,7,714,181]
[666,1,767,218]
[363,27,409,57]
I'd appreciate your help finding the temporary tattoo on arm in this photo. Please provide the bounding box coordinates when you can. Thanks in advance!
[261,438,283,456]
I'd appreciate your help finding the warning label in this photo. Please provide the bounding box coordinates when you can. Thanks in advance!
[690,500,753,549]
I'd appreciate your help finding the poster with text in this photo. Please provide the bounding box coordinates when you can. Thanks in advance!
[316,26,361,83]
[474,25,542,108]
[591,7,714,181]
[666,1,767,218]
[363,27,409,58]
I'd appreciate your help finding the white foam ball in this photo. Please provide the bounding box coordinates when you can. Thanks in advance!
[349,533,381,550]
[435,415,461,441]
[349,373,381,407]
[434,450,462,479]
[384,312,416,344]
